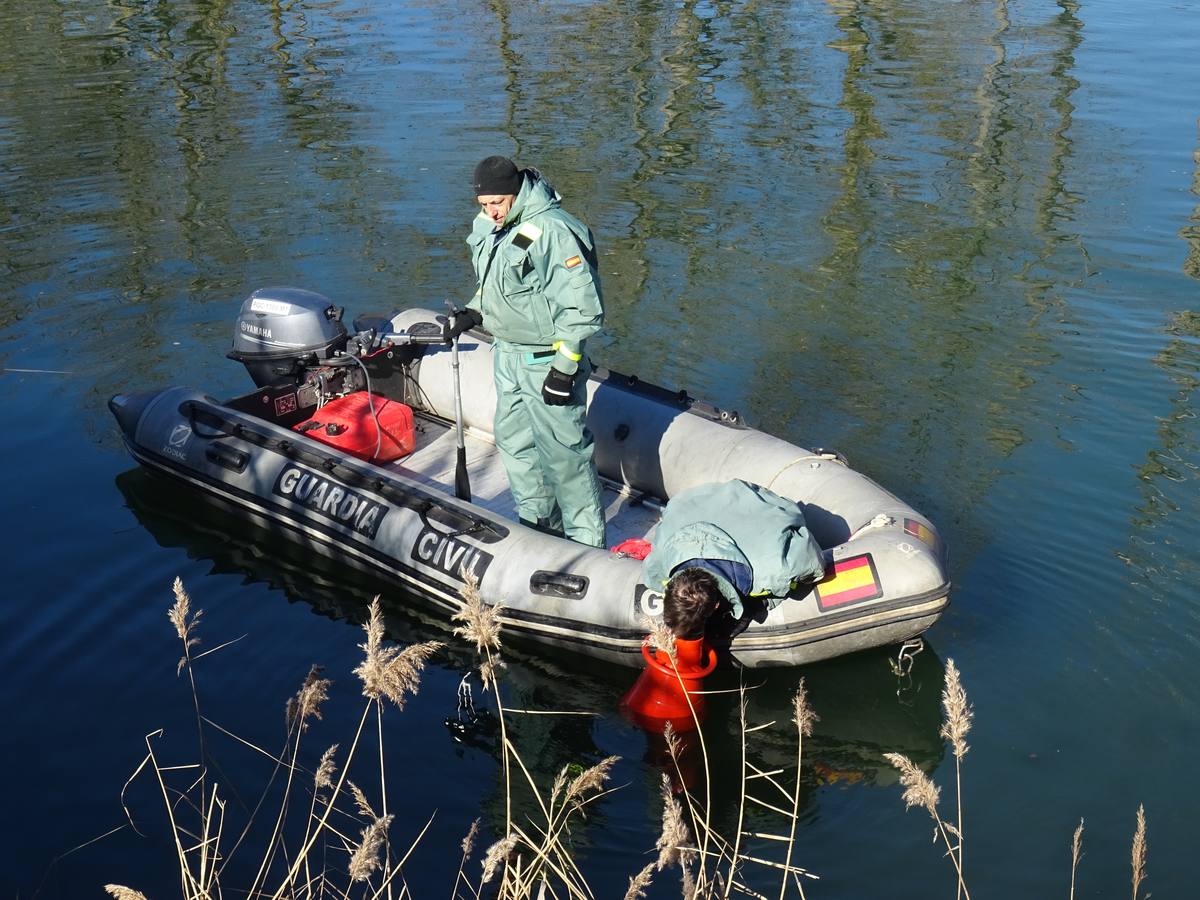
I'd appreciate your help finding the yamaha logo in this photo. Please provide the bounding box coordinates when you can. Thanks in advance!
[240,321,273,339]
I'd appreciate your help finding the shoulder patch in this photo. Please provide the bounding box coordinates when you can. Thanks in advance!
[564,255,582,269]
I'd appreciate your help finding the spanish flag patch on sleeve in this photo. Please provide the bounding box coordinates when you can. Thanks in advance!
[564,255,582,269]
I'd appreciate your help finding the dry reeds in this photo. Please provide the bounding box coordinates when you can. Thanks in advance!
[883,656,1153,900]
[115,579,1160,900]
[168,576,202,672]
[354,597,443,708]
[348,812,395,882]
[779,678,817,900]
[286,663,331,730]
[119,580,454,900]
[1063,806,1148,900]
[1069,818,1084,900]
[642,674,821,900]
[885,657,971,900]
[1131,804,1147,900]
[642,613,677,663]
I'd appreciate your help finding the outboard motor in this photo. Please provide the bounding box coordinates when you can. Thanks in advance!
[229,286,349,387]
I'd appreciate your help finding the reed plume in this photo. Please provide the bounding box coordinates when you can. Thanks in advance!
[461,818,480,857]
[780,679,817,900]
[286,664,331,730]
[348,813,394,882]
[940,659,972,759]
[792,677,818,737]
[655,774,692,871]
[169,576,203,675]
[565,755,619,810]
[642,614,677,663]
[450,818,483,900]
[1069,818,1084,900]
[481,834,518,884]
[104,886,148,900]
[1131,804,1147,900]
[939,658,971,900]
[884,752,941,817]
[452,570,503,655]
[314,744,338,793]
[353,597,442,708]
[349,780,376,819]
[623,862,656,900]
[884,752,970,898]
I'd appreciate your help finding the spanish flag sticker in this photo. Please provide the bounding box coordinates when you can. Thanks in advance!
[815,554,883,611]
[903,518,940,552]
[564,255,582,269]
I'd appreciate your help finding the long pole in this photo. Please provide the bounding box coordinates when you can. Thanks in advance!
[450,333,471,502]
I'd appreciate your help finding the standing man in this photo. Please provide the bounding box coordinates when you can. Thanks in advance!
[445,156,607,548]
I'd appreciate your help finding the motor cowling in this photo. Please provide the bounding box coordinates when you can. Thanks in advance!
[229,287,349,387]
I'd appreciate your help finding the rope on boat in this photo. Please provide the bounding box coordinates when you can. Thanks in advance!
[763,449,848,492]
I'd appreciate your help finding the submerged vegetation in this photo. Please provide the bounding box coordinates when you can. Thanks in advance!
[101,578,1150,899]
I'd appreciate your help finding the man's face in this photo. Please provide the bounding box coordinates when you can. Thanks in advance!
[477,194,516,226]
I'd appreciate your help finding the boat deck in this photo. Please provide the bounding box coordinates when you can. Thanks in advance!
[385,412,662,546]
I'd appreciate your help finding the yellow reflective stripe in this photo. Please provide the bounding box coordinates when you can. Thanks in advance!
[517,222,543,241]
[553,341,582,362]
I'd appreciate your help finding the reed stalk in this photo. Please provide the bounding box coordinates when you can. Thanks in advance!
[1131,804,1147,900]
[169,578,209,818]
[643,616,716,894]
[122,578,1156,900]
[1069,818,1084,900]
[778,678,816,900]
[725,690,751,898]
[939,659,972,900]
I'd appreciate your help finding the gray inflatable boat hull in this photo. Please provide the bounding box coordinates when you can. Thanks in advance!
[110,308,950,668]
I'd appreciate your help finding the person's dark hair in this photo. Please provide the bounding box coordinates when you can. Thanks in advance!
[664,568,723,639]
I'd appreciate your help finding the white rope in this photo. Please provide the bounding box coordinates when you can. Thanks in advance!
[764,450,847,491]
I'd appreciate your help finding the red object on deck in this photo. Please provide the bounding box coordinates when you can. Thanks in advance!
[620,635,718,734]
[610,537,653,560]
[293,393,415,462]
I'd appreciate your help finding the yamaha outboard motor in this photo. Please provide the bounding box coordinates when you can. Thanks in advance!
[229,287,349,387]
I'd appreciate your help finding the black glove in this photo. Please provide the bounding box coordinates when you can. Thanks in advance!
[541,366,577,406]
[443,308,483,342]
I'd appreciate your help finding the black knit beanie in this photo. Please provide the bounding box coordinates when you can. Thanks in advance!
[473,156,522,196]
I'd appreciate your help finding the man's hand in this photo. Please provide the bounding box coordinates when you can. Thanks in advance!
[443,308,483,342]
[541,366,576,405]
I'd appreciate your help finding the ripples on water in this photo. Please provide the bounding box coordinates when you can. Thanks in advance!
[2,1,1198,897]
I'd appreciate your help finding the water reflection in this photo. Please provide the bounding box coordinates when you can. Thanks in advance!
[1184,122,1200,280]
[1125,311,1200,599]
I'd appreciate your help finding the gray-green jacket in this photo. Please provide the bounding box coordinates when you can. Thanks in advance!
[643,480,826,619]
[466,171,603,375]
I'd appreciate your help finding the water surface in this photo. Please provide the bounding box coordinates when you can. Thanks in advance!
[2,1,1198,897]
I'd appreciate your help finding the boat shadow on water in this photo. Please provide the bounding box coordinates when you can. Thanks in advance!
[116,465,947,833]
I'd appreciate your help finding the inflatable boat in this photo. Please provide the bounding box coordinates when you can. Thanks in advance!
[109,288,950,668]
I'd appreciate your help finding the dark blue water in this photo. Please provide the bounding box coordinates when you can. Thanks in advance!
[2,1,1198,897]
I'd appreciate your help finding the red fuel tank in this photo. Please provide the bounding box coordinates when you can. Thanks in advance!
[293,392,415,463]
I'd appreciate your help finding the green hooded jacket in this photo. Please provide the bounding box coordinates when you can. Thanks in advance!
[642,480,827,619]
[466,171,603,375]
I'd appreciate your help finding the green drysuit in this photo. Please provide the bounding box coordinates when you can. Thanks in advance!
[465,170,606,547]
[643,480,826,619]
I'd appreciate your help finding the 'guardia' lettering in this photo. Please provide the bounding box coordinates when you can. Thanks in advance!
[272,463,389,540]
